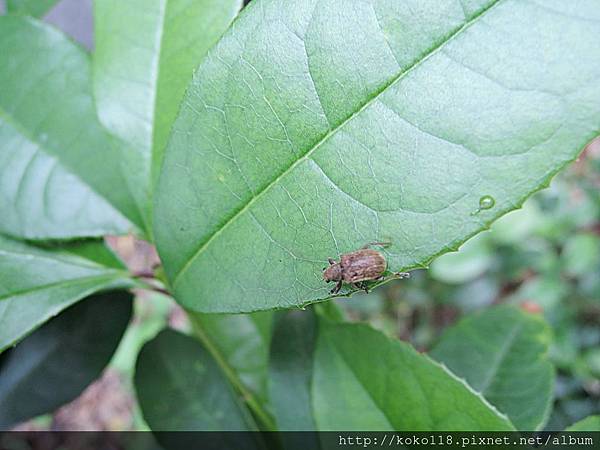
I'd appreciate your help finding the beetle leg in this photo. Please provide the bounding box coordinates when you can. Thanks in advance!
[358,282,369,293]
[350,282,370,293]
[393,272,411,279]
[330,280,342,294]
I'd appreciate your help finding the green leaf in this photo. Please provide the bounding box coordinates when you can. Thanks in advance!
[566,415,600,432]
[430,305,554,431]
[48,239,127,270]
[0,291,132,429]
[189,311,273,406]
[269,310,319,432]
[313,320,513,430]
[135,329,259,434]
[93,0,243,222]
[154,0,600,313]
[0,234,133,352]
[0,16,143,239]
[561,233,600,278]
[6,0,59,17]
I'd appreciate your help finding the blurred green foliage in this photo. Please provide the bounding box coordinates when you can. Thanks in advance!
[337,145,600,431]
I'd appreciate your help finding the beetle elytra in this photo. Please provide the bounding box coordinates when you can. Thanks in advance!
[323,242,409,294]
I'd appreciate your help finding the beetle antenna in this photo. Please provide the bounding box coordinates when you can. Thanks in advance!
[363,241,391,248]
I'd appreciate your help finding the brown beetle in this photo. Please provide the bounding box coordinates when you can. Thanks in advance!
[323,242,409,294]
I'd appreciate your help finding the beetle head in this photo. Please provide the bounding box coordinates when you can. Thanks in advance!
[323,263,342,282]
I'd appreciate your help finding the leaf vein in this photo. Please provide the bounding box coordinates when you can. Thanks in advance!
[172,0,505,287]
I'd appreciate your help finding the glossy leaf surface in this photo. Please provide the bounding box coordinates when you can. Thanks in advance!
[312,320,514,430]
[431,305,554,430]
[154,0,600,313]
[190,311,273,405]
[93,0,243,223]
[135,329,259,435]
[0,17,142,239]
[0,291,132,428]
[269,311,319,432]
[0,235,132,352]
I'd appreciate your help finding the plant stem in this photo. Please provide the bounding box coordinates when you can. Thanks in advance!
[188,314,277,431]
[134,276,172,297]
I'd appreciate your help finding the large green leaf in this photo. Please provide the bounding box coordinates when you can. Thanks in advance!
[269,310,319,432]
[269,311,322,448]
[0,291,132,429]
[93,0,243,221]
[6,0,59,17]
[566,415,600,432]
[431,305,554,430]
[189,311,273,406]
[313,320,513,430]
[0,16,143,239]
[135,329,260,438]
[154,0,600,313]
[0,235,133,352]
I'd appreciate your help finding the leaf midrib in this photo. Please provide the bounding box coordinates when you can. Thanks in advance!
[0,273,122,303]
[0,105,102,200]
[0,16,134,225]
[0,101,138,229]
[189,314,274,429]
[172,0,504,287]
[478,321,523,394]
[0,246,122,270]
[148,0,167,178]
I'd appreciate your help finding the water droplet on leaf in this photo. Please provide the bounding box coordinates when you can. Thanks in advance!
[471,195,496,215]
[479,195,495,210]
